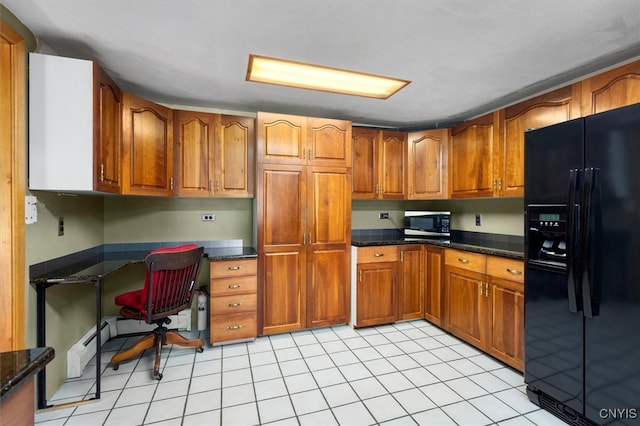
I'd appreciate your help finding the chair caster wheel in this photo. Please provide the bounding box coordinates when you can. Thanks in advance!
[154,372,163,380]
[113,364,119,371]
[196,347,204,353]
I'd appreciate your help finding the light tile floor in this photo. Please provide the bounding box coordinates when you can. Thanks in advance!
[35,320,568,425]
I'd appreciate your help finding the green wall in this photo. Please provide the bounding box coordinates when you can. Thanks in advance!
[352,197,524,236]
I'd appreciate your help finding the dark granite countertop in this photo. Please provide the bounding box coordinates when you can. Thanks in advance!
[352,236,524,260]
[30,245,258,284]
[207,246,257,261]
[1,347,54,402]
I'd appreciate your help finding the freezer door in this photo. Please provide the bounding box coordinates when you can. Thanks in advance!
[583,103,640,424]
[524,119,583,206]
[525,264,583,413]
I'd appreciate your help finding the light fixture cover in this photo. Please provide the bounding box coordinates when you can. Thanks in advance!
[246,54,410,99]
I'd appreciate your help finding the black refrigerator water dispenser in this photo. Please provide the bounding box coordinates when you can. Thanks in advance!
[527,204,567,271]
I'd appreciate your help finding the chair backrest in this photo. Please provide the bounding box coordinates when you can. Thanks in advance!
[142,244,204,324]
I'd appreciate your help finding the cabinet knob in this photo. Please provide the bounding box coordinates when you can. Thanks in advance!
[228,284,241,289]
[373,253,384,257]
[227,324,243,330]
[228,302,241,307]
[506,268,522,275]
[228,266,241,270]
[458,258,469,264]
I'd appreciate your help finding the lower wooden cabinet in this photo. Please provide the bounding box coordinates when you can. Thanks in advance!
[353,246,398,327]
[209,258,258,344]
[399,245,424,320]
[424,246,444,325]
[443,248,524,371]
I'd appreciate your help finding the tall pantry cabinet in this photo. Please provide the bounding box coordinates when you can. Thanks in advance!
[256,112,352,334]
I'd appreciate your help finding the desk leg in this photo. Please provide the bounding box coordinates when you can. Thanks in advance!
[94,278,102,400]
[36,285,48,409]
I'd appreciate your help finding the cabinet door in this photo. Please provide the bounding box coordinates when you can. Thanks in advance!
[93,65,122,193]
[580,61,640,116]
[399,245,424,320]
[308,117,352,168]
[407,129,448,199]
[450,112,495,198]
[379,130,406,199]
[214,115,255,197]
[444,266,488,348]
[173,110,215,196]
[500,86,578,197]
[121,93,173,196]
[424,246,443,325]
[307,166,351,327]
[351,127,378,199]
[257,164,307,334]
[488,277,524,371]
[257,112,307,165]
[356,262,398,327]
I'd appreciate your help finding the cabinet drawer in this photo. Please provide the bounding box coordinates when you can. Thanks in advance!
[210,275,257,296]
[487,256,524,284]
[444,249,486,273]
[211,293,257,315]
[210,312,257,342]
[210,258,257,278]
[357,246,398,264]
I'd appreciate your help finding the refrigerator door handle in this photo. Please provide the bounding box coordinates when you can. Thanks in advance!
[566,169,582,313]
[582,167,600,318]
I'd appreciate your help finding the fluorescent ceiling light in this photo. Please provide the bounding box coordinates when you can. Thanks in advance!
[246,54,410,99]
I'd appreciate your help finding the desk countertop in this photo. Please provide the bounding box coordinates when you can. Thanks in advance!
[30,245,258,284]
[1,347,54,402]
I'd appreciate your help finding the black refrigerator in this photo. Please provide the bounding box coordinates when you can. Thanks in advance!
[524,102,640,426]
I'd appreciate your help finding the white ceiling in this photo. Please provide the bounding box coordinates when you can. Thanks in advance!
[4,1,640,129]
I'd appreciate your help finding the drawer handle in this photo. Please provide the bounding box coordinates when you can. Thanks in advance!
[228,284,241,289]
[228,266,241,270]
[506,268,522,275]
[227,324,243,330]
[228,302,241,307]
[458,258,469,264]
[373,253,384,257]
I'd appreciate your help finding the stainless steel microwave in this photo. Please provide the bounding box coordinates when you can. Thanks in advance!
[404,211,451,238]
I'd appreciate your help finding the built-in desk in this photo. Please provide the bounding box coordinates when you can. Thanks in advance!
[29,242,257,410]
[1,347,54,425]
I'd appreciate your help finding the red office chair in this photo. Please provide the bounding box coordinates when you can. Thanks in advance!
[110,244,205,380]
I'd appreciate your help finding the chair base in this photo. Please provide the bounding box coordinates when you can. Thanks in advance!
[111,325,204,380]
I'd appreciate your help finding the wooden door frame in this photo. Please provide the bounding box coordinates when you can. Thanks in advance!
[0,20,26,351]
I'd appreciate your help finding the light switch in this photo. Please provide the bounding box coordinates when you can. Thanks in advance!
[25,195,38,224]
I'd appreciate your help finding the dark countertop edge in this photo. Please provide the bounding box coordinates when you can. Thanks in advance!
[30,247,258,283]
[1,347,54,402]
[351,239,524,260]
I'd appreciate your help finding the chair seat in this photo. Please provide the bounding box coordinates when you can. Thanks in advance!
[115,288,145,312]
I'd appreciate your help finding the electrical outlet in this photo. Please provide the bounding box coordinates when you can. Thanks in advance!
[379,212,389,219]
[201,213,216,222]
[475,214,482,226]
[58,216,64,236]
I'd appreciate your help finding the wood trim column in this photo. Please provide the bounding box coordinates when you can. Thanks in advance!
[0,20,26,351]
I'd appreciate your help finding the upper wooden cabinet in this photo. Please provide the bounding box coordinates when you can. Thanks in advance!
[498,85,580,197]
[121,93,173,196]
[257,112,351,167]
[352,127,406,199]
[173,110,215,196]
[29,53,123,193]
[580,61,640,116]
[174,112,254,197]
[215,115,255,197]
[407,129,449,199]
[449,112,496,198]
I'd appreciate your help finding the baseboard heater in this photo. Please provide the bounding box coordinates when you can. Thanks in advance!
[67,309,192,379]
